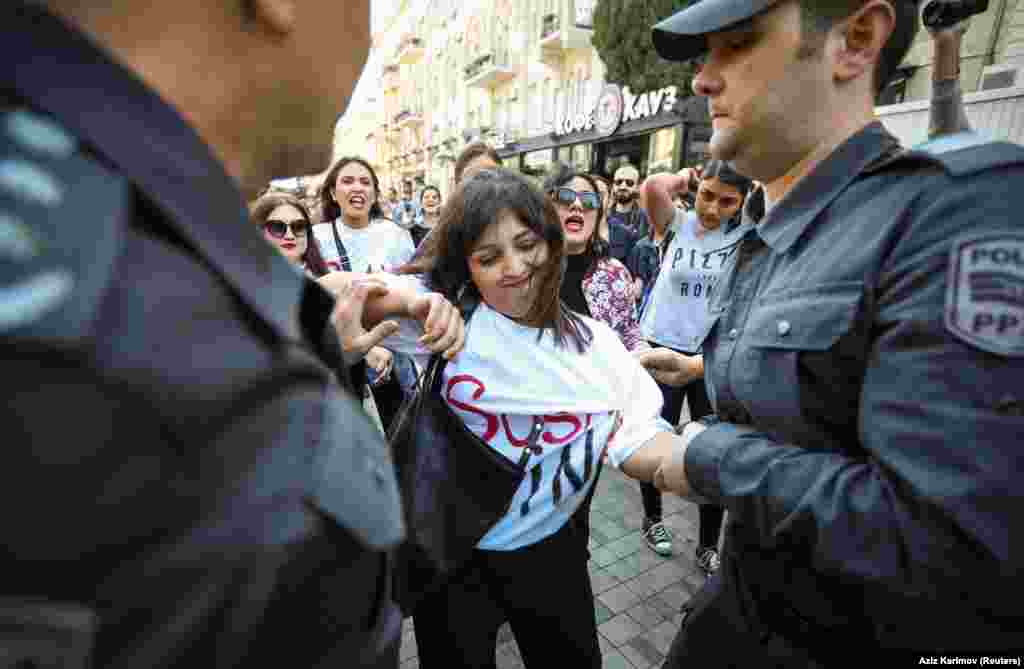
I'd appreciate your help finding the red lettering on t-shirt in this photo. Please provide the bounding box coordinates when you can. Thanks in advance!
[446,374,498,442]
[542,412,584,444]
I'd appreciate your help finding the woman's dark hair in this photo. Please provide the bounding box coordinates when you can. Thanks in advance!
[419,185,441,203]
[454,142,501,184]
[249,192,330,277]
[400,168,592,352]
[318,156,384,223]
[698,160,753,230]
[701,160,753,199]
[543,164,609,271]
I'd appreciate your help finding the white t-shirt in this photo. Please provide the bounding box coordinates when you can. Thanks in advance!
[313,218,415,273]
[640,209,744,353]
[384,276,672,551]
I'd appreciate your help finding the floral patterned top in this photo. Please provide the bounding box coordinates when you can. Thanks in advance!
[582,257,649,353]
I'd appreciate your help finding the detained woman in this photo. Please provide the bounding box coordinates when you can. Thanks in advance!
[636,160,752,575]
[319,168,687,669]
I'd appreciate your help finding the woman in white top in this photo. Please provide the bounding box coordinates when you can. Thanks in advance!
[314,156,418,429]
[638,160,752,576]
[321,168,687,669]
[313,156,415,273]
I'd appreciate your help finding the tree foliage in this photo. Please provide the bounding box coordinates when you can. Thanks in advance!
[592,0,697,96]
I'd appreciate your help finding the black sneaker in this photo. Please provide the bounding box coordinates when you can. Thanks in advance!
[642,518,673,556]
[695,546,720,575]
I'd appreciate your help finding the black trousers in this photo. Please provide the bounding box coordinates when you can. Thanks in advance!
[412,520,600,669]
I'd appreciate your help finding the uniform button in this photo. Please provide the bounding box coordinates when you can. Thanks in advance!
[777,320,791,336]
[372,463,389,487]
[728,328,739,340]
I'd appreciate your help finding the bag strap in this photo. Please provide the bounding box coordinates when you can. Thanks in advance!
[329,220,353,272]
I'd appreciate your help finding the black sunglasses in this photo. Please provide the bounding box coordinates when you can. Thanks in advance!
[552,187,601,211]
[614,178,636,187]
[263,220,309,238]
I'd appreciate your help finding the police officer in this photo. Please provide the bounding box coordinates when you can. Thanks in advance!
[638,0,1024,662]
[1,1,463,667]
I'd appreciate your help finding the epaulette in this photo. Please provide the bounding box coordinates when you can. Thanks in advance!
[866,131,1024,179]
[0,108,127,345]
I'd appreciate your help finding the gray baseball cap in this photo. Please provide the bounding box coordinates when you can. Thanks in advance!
[652,0,780,62]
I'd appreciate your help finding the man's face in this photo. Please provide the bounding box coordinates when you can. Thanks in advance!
[246,0,371,193]
[692,0,834,182]
[613,167,639,205]
[402,184,413,200]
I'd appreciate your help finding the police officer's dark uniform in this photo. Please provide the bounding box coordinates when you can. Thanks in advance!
[1,4,403,667]
[651,2,1024,664]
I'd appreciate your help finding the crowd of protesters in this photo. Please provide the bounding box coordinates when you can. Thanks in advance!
[7,0,1020,667]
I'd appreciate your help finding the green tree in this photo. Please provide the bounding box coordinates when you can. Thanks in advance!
[592,0,697,96]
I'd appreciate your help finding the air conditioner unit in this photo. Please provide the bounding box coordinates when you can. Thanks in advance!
[979,64,1021,91]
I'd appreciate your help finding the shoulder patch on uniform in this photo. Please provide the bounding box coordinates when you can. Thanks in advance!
[945,232,1024,357]
[0,110,126,341]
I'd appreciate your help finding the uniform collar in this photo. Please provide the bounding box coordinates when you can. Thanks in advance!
[756,121,902,254]
[2,3,305,341]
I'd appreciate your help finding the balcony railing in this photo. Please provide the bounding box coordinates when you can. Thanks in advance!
[463,51,516,89]
[383,64,401,91]
[394,107,424,128]
[397,36,425,65]
[541,13,560,40]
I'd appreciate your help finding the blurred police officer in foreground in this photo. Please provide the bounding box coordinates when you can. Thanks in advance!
[0,1,464,666]
[638,0,1024,663]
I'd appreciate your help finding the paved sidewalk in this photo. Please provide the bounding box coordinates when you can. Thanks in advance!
[398,467,709,669]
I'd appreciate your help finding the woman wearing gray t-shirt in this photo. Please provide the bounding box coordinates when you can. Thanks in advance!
[637,160,752,575]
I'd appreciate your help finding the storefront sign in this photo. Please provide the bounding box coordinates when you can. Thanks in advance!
[554,84,678,138]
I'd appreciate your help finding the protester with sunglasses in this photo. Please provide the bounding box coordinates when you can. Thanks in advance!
[609,165,649,236]
[250,192,330,278]
[546,166,646,352]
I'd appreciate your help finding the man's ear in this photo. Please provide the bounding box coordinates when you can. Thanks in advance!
[246,0,296,36]
[833,0,895,85]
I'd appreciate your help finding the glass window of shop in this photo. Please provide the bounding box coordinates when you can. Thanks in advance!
[557,143,592,173]
[647,126,680,175]
[521,149,553,186]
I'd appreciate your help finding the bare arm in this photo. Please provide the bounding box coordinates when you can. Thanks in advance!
[620,431,706,503]
[639,172,689,233]
[318,272,465,360]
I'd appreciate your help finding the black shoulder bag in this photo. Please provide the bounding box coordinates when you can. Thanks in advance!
[387,298,528,615]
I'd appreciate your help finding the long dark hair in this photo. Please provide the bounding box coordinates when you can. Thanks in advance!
[318,156,384,223]
[400,168,592,352]
[249,192,330,277]
[701,160,752,198]
[543,164,609,274]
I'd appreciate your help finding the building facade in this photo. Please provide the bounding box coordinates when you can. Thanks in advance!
[331,0,1024,202]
